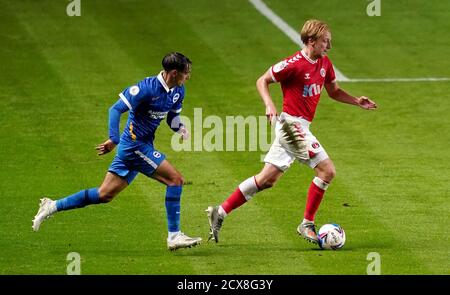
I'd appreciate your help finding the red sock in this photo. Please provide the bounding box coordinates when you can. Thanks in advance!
[221,176,260,214]
[221,188,247,214]
[304,177,328,221]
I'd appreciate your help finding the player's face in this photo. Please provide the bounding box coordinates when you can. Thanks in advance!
[312,31,332,58]
[175,65,191,86]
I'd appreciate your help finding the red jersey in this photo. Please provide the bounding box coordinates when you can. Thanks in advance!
[270,50,336,122]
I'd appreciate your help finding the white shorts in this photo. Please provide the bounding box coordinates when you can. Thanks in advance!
[264,113,329,171]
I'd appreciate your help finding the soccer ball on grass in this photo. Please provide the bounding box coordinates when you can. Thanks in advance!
[318,223,346,250]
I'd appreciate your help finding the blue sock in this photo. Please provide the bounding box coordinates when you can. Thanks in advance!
[165,185,182,232]
[56,188,100,211]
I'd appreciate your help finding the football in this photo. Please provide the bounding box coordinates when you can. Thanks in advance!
[318,223,346,250]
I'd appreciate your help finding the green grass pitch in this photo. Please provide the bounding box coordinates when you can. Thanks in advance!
[0,0,449,274]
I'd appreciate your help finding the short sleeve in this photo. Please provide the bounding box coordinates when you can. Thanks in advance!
[118,78,153,110]
[270,59,295,82]
[170,87,184,113]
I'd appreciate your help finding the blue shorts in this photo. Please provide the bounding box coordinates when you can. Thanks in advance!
[108,143,166,184]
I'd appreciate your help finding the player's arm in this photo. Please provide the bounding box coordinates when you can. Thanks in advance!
[324,82,377,110]
[96,99,129,155]
[167,111,189,140]
[256,68,278,124]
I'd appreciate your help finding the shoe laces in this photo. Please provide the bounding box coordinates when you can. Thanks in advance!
[302,222,316,232]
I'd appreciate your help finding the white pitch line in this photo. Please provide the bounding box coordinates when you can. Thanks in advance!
[342,77,450,83]
[248,0,450,83]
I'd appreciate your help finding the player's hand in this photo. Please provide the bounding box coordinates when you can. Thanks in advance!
[178,126,189,140]
[357,96,378,110]
[96,139,116,155]
[266,104,278,125]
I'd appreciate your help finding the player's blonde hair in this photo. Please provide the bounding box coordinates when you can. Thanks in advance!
[300,19,330,45]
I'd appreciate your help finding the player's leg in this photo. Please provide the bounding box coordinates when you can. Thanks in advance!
[57,171,129,208]
[304,158,335,222]
[151,159,184,239]
[221,163,283,215]
[145,157,201,250]
[97,172,130,202]
[32,172,129,231]
[206,120,294,243]
[32,154,134,232]
[206,163,284,242]
[298,149,335,244]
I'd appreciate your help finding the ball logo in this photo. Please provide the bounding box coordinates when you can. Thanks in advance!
[173,93,180,103]
[130,85,140,96]
[320,68,326,77]
[153,151,161,158]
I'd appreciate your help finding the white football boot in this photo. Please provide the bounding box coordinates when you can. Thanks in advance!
[206,206,224,243]
[167,232,202,251]
[32,198,57,231]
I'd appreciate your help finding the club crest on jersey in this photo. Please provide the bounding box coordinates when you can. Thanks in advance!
[320,68,326,77]
[273,61,288,73]
[130,85,140,96]
[173,93,180,103]
[304,73,310,80]
[153,151,161,158]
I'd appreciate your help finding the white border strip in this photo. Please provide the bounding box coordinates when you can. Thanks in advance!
[249,0,450,83]
[134,150,157,169]
[343,77,450,83]
[119,93,133,110]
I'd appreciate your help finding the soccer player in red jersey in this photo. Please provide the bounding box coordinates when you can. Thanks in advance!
[206,19,377,245]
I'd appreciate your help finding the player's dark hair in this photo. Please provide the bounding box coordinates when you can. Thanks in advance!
[162,52,192,73]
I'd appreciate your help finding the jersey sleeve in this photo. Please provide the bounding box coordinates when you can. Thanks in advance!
[166,87,184,132]
[108,99,129,144]
[118,78,154,111]
[325,60,337,84]
[170,87,184,114]
[270,59,296,83]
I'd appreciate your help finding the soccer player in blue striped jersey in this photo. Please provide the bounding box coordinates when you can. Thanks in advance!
[32,52,201,251]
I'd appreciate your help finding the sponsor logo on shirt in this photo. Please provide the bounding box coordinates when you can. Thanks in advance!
[303,83,323,97]
[148,110,168,119]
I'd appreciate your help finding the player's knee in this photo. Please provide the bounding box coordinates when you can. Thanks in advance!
[98,189,115,203]
[167,173,184,186]
[322,167,336,183]
[260,178,277,190]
